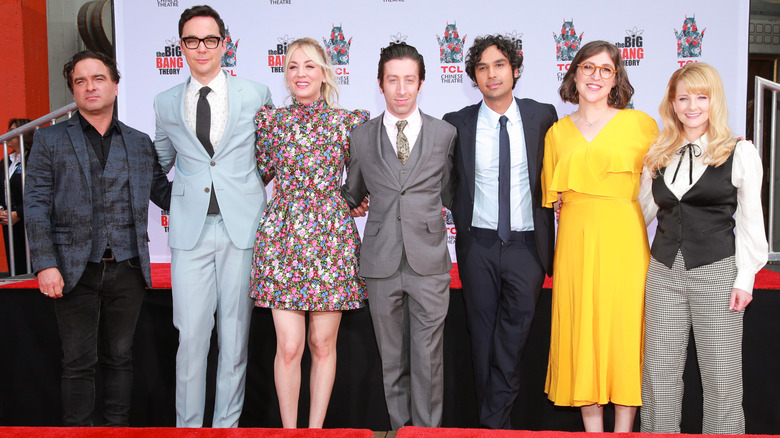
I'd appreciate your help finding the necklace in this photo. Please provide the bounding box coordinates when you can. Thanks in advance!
[577,112,600,128]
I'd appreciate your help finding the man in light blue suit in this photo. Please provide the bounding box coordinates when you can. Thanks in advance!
[153,5,273,428]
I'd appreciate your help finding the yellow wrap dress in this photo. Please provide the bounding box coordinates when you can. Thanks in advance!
[542,109,658,407]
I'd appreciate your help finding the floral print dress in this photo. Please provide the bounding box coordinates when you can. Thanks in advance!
[250,98,369,311]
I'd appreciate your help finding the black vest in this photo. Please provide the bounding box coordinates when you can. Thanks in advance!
[87,133,138,262]
[651,153,737,270]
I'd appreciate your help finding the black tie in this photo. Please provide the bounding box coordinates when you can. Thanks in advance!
[196,86,214,157]
[498,115,511,243]
[197,86,219,214]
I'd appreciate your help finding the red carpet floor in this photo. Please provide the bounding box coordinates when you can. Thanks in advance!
[0,427,373,437]
[4,263,780,291]
[396,427,780,438]
[3,428,775,438]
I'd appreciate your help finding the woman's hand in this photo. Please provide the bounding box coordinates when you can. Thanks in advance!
[729,288,753,312]
[552,193,563,213]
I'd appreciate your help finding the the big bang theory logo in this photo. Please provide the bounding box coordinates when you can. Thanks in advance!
[160,210,169,232]
[267,36,294,74]
[615,27,644,67]
[437,22,466,84]
[156,38,183,75]
[323,24,352,85]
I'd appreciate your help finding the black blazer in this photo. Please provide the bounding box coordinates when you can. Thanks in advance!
[443,98,557,275]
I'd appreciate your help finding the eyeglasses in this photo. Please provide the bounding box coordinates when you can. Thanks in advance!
[578,62,616,79]
[181,36,223,50]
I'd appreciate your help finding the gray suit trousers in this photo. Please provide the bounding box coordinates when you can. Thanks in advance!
[365,254,450,429]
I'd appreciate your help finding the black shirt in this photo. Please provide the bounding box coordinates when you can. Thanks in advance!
[78,112,119,170]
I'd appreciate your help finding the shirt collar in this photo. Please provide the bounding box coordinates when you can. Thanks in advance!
[683,133,709,154]
[383,106,421,130]
[78,111,119,136]
[480,98,521,128]
[188,70,227,97]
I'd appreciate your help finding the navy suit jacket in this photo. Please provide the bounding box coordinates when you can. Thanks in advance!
[443,98,557,275]
[25,114,171,293]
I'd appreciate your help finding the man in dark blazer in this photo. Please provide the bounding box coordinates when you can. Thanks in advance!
[25,50,170,426]
[443,34,557,429]
[342,43,457,429]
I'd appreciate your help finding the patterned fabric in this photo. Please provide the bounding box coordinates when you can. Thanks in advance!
[250,98,369,311]
[642,251,744,434]
[396,119,409,164]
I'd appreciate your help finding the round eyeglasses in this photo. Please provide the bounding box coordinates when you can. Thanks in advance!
[578,62,616,79]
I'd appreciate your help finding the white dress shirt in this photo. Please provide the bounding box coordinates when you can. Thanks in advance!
[184,71,229,150]
[383,106,422,154]
[472,99,533,231]
[639,136,768,293]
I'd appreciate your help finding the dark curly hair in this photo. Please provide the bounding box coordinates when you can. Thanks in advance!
[62,50,120,93]
[465,34,523,89]
[558,40,634,108]
[178,5,226,38]
[377,42,426,87]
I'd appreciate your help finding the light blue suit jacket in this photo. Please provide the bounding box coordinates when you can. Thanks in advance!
[153,72,273,250]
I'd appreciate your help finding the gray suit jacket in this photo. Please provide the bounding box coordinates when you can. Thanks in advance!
[24,115,171,293]
[342,111,457,278]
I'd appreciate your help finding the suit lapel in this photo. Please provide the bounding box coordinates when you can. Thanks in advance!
[119,122,143,215]
[176,78,213,158]
[462,104,479,201]
[517,98,540,189]
[66,115,93,195]
[404,111,436,188]
[373,113,401,189]
[219,73,242,157]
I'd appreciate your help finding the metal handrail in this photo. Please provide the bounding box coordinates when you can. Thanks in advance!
[1,102,78,275]
[754,76,780,262]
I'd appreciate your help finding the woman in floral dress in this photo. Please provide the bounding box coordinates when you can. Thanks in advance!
[251,37,368,428]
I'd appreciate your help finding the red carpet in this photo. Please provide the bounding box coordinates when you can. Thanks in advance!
[3,263,780,291]
[396,427,780,438]
[0,427,373,437]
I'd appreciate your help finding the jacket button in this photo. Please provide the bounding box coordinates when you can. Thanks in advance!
[205,187,210,193]
[210,161,216,166]
[397,216,401,221]
[401,190,406,195]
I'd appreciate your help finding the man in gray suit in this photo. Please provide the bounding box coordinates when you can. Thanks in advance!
[25,50,171,426]
[342,42,457,429]
[153,5,273,428]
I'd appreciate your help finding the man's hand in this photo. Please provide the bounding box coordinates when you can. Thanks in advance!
[38,267,65,299]
[350,197,369,217]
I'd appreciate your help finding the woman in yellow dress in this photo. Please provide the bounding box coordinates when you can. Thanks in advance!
[541,40,657,432]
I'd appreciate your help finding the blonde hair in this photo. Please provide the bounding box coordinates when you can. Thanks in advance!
[284,37,340,107]
[644,62,734,176]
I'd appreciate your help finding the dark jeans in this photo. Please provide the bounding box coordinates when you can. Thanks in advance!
[54,257,145,426]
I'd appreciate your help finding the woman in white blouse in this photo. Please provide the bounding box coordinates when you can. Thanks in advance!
[639,62,767,434]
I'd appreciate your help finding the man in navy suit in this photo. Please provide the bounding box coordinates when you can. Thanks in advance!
[443,34,557,429]
[25,50,171,426]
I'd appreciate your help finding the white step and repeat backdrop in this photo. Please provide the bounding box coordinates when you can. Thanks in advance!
[114,0,748,263]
